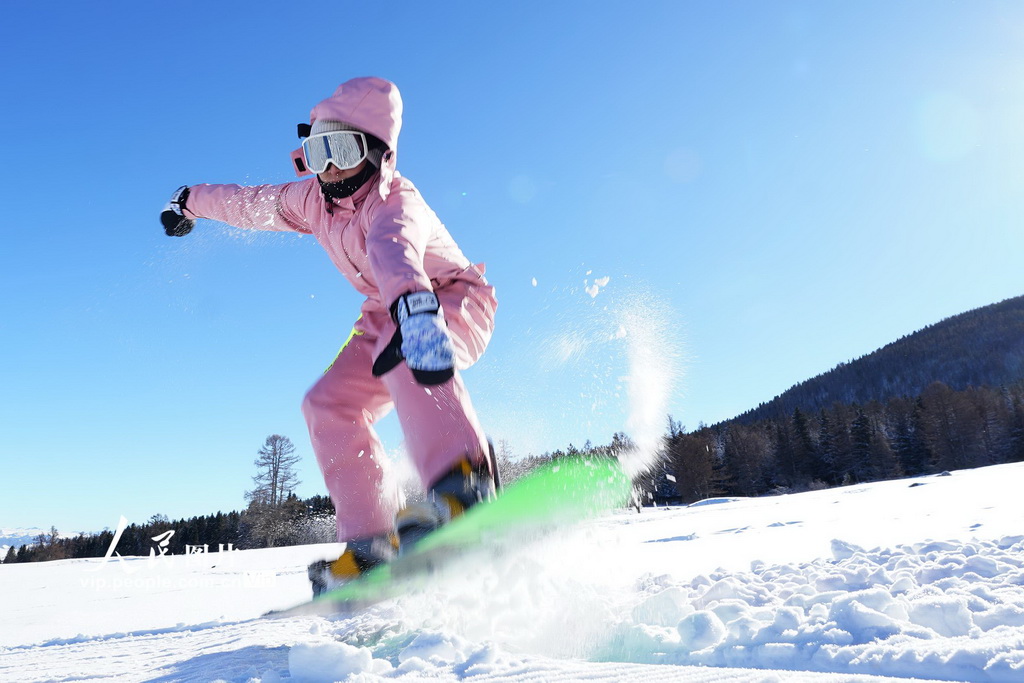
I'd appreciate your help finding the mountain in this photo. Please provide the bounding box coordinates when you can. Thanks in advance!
[733,294,1024,425]
[0,528,47,558]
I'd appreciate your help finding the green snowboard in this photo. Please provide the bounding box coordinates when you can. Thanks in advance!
[270,455,632,617]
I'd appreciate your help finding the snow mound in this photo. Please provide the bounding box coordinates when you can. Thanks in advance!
[263,532,1024,682]
[601,535,1024,681]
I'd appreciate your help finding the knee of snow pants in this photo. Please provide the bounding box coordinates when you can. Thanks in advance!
[301,307,491,543]
[302,328,399,542]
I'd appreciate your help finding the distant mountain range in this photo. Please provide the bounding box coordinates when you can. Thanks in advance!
[1,528,47,556]
[732,294,1024,425]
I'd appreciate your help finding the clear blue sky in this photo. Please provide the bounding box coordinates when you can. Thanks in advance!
[2,1,1023,533]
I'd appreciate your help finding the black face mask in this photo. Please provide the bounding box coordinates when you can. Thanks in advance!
[318,163,378,201]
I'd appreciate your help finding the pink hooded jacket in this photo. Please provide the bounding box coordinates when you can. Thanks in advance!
[182,77,495,367]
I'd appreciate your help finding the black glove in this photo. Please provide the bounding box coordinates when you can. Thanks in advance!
[161,186,194,237]
[372,291,455,385]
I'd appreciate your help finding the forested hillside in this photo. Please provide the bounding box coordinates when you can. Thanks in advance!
[651,380,1024,506]
[734,295,1024,425]
[643,295,1024,505]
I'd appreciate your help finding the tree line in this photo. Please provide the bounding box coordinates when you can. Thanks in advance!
[4,496,341,564]
[736,295,1024,425]
[648,380,1024,505]
[4,435,335,564]
[7,377,1024,564]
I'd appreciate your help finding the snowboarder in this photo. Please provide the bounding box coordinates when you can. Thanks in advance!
[160,77,498,596]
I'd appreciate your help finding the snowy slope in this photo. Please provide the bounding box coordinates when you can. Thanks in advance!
[2,462,1023,682]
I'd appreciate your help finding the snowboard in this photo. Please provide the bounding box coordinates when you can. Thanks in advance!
[268,455,632,617]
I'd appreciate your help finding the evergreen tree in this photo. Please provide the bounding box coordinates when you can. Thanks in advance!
[771,421,797,488]
[849,410,873,483]
[845,404,899,483]
[608,432,633,457]
[867,420,899,481]
[1008,394,1024,462]
[667,428,724,503]
[791,408,820,483]
[892,398,932,476]
[721,422,769,496]
[817,409,845,485]
[972,387,1009,464]
[921,382,985,470]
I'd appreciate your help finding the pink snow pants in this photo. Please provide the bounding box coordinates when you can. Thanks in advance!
[302,272,496,543]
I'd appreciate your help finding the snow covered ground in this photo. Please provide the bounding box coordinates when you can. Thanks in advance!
[2,461,1023,682]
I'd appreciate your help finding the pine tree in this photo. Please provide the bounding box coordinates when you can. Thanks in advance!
[962,387,997,465]
[868,422,899,481]
[608,432,633,457]
[921,382,985,471]
[722,423,769,496]
[772,421,796,488]
[667,428,724,503]
[892,398,932,476]
[846,406,899,483]
[849,410,873,483]
[1008,394,1024,463]
[817,409,843,485]
[791,408,820,484]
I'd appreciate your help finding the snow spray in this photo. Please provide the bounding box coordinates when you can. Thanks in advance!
[614,287,683,479]
[502,272,684,476]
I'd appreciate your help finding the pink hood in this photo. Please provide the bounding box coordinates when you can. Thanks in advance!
[184,75,496,357]
[292,77,403,201]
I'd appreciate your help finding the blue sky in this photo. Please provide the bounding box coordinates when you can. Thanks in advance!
[2,1,1023,534]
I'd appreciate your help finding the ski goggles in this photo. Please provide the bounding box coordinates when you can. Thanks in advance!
[293,130,368,175]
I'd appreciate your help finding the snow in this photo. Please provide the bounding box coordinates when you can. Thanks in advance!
[2,463,1023,681]
[1,527,47,558]
[585,276,610,298]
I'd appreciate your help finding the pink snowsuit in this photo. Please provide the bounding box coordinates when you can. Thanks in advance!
[181,77,496,542]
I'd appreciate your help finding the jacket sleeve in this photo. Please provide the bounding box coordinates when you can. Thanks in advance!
[365,182,436,305]
[182,181,314,234]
